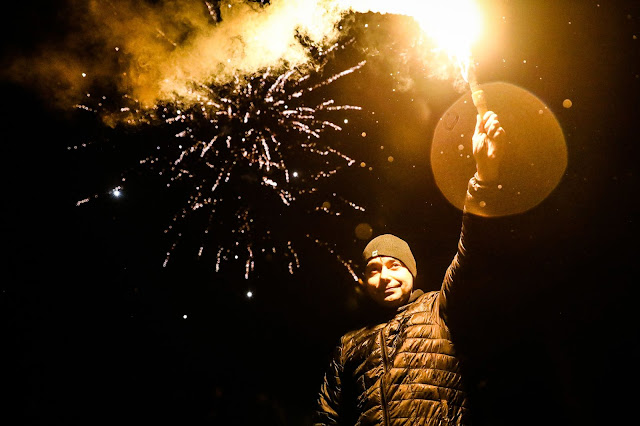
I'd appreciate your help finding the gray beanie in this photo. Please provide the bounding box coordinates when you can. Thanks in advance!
[362,234,417,278]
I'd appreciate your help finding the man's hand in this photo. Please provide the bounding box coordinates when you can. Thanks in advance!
[472,111,505,183]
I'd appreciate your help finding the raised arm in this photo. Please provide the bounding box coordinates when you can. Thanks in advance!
[437,111,508,324]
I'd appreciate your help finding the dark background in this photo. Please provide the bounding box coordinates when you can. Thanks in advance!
[3,1,638,425]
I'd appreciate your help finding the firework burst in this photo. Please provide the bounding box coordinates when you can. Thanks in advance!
[75,42,366,280]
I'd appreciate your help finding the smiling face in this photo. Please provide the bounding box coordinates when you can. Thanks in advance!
[364,256,414,308]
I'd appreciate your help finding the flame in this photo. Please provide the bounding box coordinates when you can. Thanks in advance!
[339,0,484,80]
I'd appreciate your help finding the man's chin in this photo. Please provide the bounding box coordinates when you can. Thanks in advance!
[382,295,404,307]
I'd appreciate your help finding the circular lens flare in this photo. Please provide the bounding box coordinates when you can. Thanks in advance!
[431,82,568,217]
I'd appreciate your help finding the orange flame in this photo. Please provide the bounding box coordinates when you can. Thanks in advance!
[339,0,484,81]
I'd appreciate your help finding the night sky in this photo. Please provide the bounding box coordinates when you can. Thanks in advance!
[3,1,639,425]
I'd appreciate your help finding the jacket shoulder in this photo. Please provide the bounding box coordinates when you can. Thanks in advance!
[407,290,439,311]
[416,290,439,303]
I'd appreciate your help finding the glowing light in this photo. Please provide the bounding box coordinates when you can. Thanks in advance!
[246,291,253,298]
[340,0,484,79]
[183,314,188,319]
[410,0,482,68]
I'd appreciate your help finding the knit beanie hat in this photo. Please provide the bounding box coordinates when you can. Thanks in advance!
[362,234,417,278]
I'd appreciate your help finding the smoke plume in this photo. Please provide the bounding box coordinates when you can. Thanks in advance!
[6,0,475,108]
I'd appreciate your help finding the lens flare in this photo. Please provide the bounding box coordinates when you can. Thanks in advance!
[431,82,568,217]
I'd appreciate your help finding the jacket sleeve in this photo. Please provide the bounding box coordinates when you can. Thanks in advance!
[314,343,346,425]
[437,174,513,325]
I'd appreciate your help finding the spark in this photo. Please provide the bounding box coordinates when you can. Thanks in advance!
[308,234,359,281]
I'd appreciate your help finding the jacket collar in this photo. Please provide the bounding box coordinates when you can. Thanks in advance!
[358,289,425,326]
[397,289,424,312]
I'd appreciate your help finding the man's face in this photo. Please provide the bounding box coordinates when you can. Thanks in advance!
[364,256,414,308]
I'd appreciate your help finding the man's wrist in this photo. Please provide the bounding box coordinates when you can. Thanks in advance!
[474,168,500,184]
[465,173,504,216]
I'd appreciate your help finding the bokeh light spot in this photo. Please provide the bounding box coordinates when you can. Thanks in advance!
[355,223,373,240]
[563,99,573,109]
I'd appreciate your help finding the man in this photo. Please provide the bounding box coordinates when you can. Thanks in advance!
[315,111,506,425]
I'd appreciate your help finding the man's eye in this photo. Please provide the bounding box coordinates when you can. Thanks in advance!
[391,263,401,269]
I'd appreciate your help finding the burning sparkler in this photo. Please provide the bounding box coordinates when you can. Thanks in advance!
[343,0,487,112]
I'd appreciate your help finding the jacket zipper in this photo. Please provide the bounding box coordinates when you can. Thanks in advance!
[379,329,391,426]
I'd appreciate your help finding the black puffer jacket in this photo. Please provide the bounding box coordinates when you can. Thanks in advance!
[315,177,503,425]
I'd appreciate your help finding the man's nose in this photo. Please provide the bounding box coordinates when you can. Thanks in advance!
[379,266,391,281]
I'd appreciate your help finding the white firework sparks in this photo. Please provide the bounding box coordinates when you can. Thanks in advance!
[75,43,367,279]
